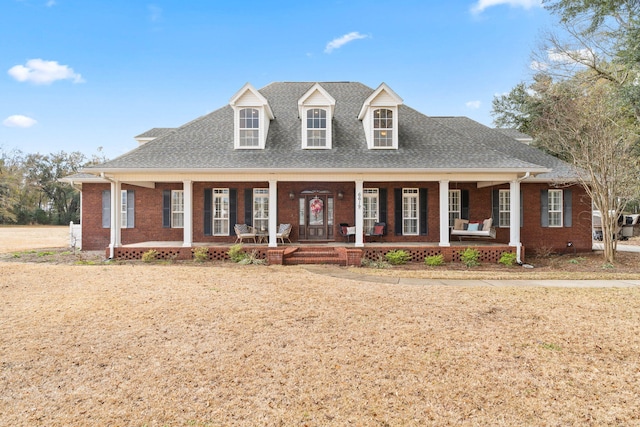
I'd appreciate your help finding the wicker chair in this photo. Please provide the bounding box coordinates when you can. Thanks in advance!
[276,223,292,244]
[234,224,257,243]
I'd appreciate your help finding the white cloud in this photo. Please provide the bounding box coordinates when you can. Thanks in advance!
[548,48,594,63]
[324,32,369,53]
[471,0,541,14]
[8,59,84,85]
[148,4,163,22]
[3,115,37,128]
[530,48,593,70]
[46,0,56,6]
[466,100,482,109]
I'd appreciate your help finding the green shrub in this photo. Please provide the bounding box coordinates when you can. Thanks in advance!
[459,247,480,268]
[498,252,517,267]
[385,249,411,265]
[192,247,209,263]
[141,249,158,263]
[228,244,247,263]
[425,254,444,267]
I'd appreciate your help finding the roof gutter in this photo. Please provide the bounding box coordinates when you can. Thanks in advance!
[83,166,551,175]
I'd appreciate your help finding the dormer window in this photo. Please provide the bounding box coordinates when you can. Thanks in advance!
[229,83,274,149]
[306,108,328,147]
[239,108,260,147]
[373,108,393,147]
[298,83,335,149]
[358,83,403,150]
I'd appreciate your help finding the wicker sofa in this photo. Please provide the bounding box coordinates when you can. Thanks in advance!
[450,218,496,240]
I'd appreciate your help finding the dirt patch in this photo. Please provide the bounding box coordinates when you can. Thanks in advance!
[1,262,639,426]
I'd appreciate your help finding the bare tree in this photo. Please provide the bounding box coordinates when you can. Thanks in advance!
[534,76,640,263]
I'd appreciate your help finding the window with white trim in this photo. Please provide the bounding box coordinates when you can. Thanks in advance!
[499,190,510,227]
[120,190,127,228]
[212,188,229,236]
[373,109,393,148]
[448,190,461,226]
[253,188,269,232]
[402,188,419,235]
[239,108,260,147]
[548,189,563,227]
[304,108,328,148]
[172,190,184,228]
[363,188,379,233]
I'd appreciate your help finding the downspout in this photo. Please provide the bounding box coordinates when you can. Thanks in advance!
[516,172,531,265]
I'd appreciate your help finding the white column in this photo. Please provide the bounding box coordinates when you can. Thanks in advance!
[268,180,278,247]
[109,180,122,257]
[182,180,193,247]
[439,180,450,247]
[355,180,364,247]
[509,180,521,248]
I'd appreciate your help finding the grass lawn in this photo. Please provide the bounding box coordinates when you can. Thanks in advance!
[1,226,639,425]
[1,260,639,426]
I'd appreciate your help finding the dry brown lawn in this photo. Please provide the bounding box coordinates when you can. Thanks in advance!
[1,226,640,425]
[0,225,69,253]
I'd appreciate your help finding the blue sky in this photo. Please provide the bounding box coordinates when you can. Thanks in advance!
[1,0,553,159]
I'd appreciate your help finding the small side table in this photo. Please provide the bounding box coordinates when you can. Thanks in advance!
[256,232,268,244]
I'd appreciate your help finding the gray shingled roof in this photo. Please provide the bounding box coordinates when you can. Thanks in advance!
[134,128,176,139]
[494,128,533,142]
[433,117,577,181]
[90,82,552,172]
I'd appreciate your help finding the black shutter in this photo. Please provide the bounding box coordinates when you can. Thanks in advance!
[394,188,402,235]
[229,188,238,236]
[419,188,428,236]
[204,189,212,236]
[520,190,524,228]
[378,188,387,224]
[102,190,110,228]
[163,190,171,228]
[540,189,549,227]
[564,189,572,227]
[126,190,135,228]
[244,189,253,225]
[461,189,469,220]
[492,189,499,227]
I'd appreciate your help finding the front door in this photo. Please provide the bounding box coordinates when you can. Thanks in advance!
[300,194,334,240]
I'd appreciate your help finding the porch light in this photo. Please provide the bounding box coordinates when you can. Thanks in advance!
[337,190,344,200]
[289,191,295,200]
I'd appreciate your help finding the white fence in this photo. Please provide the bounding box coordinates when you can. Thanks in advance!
[69,221,82,250]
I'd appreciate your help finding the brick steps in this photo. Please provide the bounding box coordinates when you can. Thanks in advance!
[283,247,345,265]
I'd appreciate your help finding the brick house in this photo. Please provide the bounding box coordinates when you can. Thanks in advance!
[65,81,591,263]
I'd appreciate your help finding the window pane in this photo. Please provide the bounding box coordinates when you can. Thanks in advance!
[306,109,327,147]
[363,188,379,233]
[373,109,393,147]
[213,189,229,235]
[120,190,127,228]
[171,190,184,228]
[253,188,269,232]
[548,190,563,227]
[448,190,460,226]
[499,190,510,227]
[402,188,418,235]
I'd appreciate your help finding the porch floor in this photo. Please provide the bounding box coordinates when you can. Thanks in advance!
[121,240,510,248]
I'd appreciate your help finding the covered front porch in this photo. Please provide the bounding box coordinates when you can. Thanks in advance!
[110,240,522,266]
[102,171,530,263]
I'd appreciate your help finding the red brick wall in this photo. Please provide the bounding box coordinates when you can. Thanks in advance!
[81,183,110,250]
[520,183,592,253]
[81,180,592,253]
